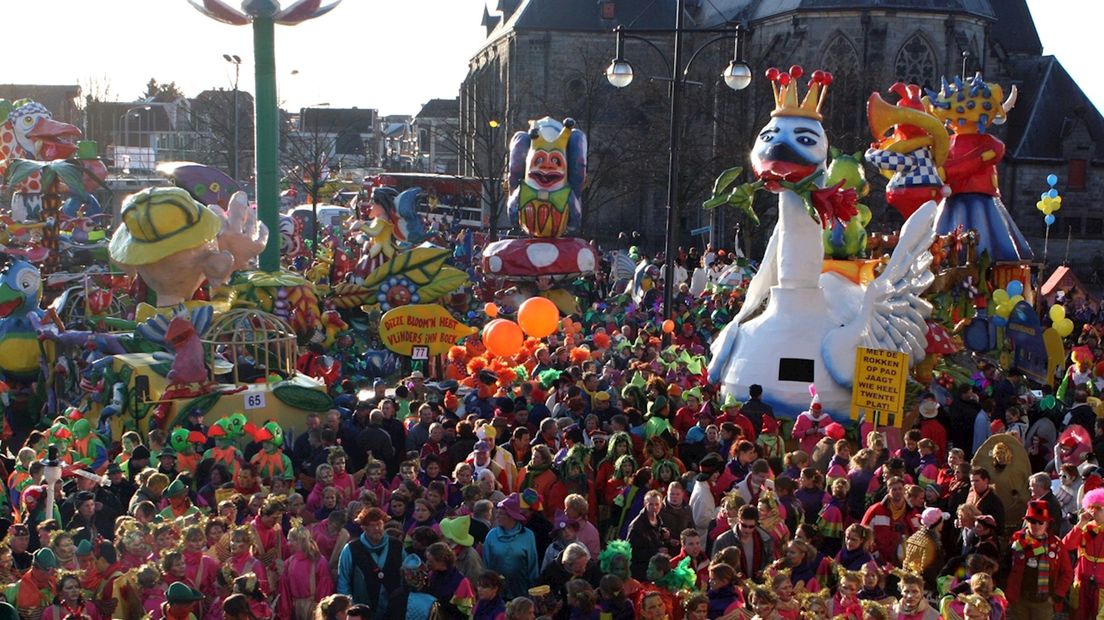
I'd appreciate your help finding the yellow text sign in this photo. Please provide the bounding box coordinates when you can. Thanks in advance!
[379,304,476,357]
[850,346,909,428]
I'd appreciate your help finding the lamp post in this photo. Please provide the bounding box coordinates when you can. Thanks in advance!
[118,105,152,166]
[606,2,752,320]
[224,53,242,181]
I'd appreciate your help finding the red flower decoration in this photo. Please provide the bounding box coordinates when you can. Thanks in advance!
[809,181,859,229]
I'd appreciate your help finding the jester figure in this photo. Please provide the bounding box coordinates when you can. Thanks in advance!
[925,74,1031,262]
[249,422,292,481]
[170,428,206,475]
[69,416,108,473]
[506,117,586,238]
[865,82,950,219]
[205,414,246,477]
[1058,346,1096,404]
[1063,488,1104,620]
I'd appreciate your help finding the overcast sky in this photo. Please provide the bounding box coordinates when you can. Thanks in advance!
[4,0,1099,117]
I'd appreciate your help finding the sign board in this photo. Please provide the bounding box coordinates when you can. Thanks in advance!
[411,345,429,361]
[244,391,267,410]
[850,346,909,427]
[379,303,476,357]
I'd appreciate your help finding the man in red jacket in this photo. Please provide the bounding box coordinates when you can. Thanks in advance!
[1007,500,1072,620]
[861,476,915,566]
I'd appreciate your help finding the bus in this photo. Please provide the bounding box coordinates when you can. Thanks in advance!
[365,173,507,230]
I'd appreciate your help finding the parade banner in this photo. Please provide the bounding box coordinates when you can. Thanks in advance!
[850,346,909,427]
[379,303,476,357]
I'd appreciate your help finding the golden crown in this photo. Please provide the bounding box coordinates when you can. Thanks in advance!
[767,65,833,121]
[528,118,574,152]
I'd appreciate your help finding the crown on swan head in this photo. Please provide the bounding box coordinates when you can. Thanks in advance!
[767,65,833,121]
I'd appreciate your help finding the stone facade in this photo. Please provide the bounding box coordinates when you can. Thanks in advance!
[463,1,1102,263]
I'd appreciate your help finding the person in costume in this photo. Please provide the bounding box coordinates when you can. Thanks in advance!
[41,572,98,620]
[249,422,293,482]
[47,532,78,572]
[791,388,830,456]
[336,507,404,619]
[4,548,56,619]
[169,428,204,476]
[424,541,475,619]
[483,494,538,599]
[248,496,287,589]
[67,416,107,474]
[1006,500,1072,619]
[225,527,269,598]
[1059,347,1097,405]
[278,521,334,620]
[158,480,201,521]
[204,418,243,478]
[893,572,938,620]
[179,525,218,610]
[158,582,204,620]
[1064,488,1104,620]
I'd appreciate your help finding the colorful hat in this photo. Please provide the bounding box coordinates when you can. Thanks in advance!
[1025,500,1050,524]
[497,494,526,522]
[165,479,188,499]
[440,516,474,547]
[165,582,204,604]
[593,391,611,402]
[109,187,224,266]
[75,539,93,558]
[1061,435,1078,449]
[684,387,702,401]
[519,488,543,512]
[32,548,57,570]
[552,510,579,533]
[402,554,423,571]
[920,507,947,527]
[722,393,740,409]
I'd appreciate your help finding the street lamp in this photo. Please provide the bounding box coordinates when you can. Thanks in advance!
[606,2,751,321]
[118,105,152,168]
[224,53,242,180]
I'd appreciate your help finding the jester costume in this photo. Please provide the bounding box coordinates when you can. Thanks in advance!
[1064,518,1104,619]
[69,418,108,473]
[249,422,292,481]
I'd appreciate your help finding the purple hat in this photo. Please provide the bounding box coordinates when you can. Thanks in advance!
[497,493,527,522]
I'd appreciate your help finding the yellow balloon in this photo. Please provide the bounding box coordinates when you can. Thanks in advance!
[1009,295,1024,306]
[1049,304,1066,322]
[996,302,1013,318]
[992,289,1009,305]
[1056,318,1075,337]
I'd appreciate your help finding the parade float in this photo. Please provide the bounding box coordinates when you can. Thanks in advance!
[705,66,938,418]
[481,117,597,315]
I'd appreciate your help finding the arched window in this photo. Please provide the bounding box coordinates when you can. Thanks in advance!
[895,34,938,88]
[821,34,862,149]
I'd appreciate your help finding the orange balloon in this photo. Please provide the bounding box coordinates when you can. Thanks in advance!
[662,319,675,334]
[484,319,524,358]
[484,302,498,318]
[518,297,559,338]
[561,317,574,332]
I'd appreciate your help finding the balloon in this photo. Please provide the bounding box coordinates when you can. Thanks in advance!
[992,289,1009,305]
[484,302,498,318]
[1055,318,1075,337]
[991,315,1008,328]
[1048,188,1059,199]
[1041,192,1050,201]
[662,319,675,334]
[517,297,559,338]
[561,317,574,332]
[1009,294,1024,306]
[1006,280,1024,297]
[995,302,1013,318]
[483,319,524,357]
[1045,214,1056,226]
[1047,174,1058,186]
[1049,305,1066,322]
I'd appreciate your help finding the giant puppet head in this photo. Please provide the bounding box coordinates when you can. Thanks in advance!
[751,67,832,191]
[923,73,1017,136]
[0,99,80,162]
[506,117,587,238]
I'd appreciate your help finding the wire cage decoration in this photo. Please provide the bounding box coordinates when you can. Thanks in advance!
[201,309,297,385]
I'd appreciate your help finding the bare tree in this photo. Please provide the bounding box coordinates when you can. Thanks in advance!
[457,79,509,242]
[189,89,256,177]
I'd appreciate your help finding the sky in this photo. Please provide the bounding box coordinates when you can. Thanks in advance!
[2,0,1100,117]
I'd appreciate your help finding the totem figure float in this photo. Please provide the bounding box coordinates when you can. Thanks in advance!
[707,66,937,417]
[482,117,596,315]
[924,74,1028,262]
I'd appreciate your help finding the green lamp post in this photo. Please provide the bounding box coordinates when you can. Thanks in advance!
[187,0,342,272]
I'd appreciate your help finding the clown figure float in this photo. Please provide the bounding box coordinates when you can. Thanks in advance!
[482,117,596,314]
[707,66,937,417]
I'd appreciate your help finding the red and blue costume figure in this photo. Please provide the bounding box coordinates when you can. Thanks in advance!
[925,73,1031,262]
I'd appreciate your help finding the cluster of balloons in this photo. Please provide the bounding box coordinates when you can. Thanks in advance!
[481,297,561,357]
[1049,304,1075,338]
[1036,174,1062,226]
[990,280,1026,327]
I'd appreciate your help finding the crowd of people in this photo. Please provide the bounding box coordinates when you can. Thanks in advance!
[2,284,1104,620]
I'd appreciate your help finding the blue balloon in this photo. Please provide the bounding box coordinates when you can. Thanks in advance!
[1041,192,1050,200]
[1048,188,1059,199]
[992,315,1008,328]
[1047,174,1058,187]
[1007,280,1024,297]
[1045,214,1056,225]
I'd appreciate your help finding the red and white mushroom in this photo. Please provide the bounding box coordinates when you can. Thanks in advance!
[482,237,596,279]
[925,321,960,356]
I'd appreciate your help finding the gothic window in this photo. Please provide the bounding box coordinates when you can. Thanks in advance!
[895,34,938,88]
[821,34,862,149]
